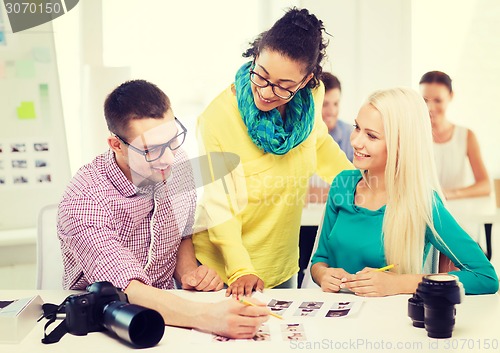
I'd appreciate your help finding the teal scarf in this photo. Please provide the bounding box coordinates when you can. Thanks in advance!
[235,62,315,155]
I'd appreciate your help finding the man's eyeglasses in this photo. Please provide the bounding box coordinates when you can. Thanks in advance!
[249,63,309,100]
[114,117,187,162]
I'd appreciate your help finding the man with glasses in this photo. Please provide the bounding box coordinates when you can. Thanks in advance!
[57,80,269,338]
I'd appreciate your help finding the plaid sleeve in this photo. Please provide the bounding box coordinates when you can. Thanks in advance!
[58,194,152,290]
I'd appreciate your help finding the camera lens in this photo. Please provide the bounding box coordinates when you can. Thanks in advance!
[416,274,462,339]
[102,302,165,348]
[407,293,424,328]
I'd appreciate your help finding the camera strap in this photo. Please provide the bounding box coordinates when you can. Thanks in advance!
[38,301,68,344]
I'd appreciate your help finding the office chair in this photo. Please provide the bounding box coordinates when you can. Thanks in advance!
[36,204,64,290]
[300,207,324,289]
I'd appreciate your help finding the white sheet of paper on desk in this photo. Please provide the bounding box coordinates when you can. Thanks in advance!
[189,293,363,344]
[251,291,363,319]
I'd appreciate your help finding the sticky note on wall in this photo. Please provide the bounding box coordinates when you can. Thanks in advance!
[17,102,36,120]
[33,47,51,63]
[15,60,36,78]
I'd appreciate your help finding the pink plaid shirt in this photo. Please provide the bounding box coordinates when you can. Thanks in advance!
[58,149,196,290]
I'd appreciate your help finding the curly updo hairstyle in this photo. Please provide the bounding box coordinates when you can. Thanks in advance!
[243,7,328,89]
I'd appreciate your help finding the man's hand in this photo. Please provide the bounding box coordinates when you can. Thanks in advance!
[206,297,270,339]
[225,274,264,297]
[181,265,224,292]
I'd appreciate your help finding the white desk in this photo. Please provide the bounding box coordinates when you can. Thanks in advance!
[2,288,499,353]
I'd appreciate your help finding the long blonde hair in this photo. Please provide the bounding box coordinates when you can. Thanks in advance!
[366,88,446,274]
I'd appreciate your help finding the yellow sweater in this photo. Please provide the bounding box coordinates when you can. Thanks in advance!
[193,83,353,287]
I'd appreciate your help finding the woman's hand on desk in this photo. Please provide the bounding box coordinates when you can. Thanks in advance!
[312,265,351,293]
[226,274,264,297]
[342,268,423,296]
[205,297,269,339]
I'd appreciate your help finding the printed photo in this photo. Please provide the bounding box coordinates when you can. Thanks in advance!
[13,176,28,184]
[11,143,26,153]
[212,335,231,342]
[269,307,286,316]
[331,302,353,310]
[252,325,271,341]
[37,174,52,183]
[294,308,318,317]
[12,160,28,168]
[325,309,350,318]
[299,301,323,310]
[282,332,306,341]
[35,159,48,168]
[325,302,353,317]
[267,299,293,316]
[268,299,292,310]
[281,323,306,341]
[281,323,304,332]
[34,142,49,152]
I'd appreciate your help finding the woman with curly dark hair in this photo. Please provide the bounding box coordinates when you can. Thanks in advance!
[193,8,352,296]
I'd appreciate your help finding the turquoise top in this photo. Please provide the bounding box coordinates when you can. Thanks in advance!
[311,170,499,295]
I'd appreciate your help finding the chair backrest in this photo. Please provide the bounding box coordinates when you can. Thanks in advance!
[36,204,64,290]
[301,206,324,289]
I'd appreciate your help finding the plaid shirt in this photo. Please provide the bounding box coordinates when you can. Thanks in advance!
[58,149,196,290]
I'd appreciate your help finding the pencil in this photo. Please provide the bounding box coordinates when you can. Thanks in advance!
[239,298,283,320]
[374,264,395,272]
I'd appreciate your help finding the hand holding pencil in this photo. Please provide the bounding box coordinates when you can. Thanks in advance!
[373,264,396,272]
[239,298,283,319]
[343,264,400,296]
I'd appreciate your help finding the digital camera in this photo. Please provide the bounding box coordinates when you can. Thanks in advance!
[65,281,165,348]
[408,274,464,338]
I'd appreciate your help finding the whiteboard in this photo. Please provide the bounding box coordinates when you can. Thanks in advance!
[0,9,70,229]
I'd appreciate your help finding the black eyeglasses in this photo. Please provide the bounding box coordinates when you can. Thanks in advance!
[249,63,309,100]
[114,117,187,162]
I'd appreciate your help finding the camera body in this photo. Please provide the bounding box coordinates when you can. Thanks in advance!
[65,281,127,336]
[408,274,464,338]
[64,281,165,348]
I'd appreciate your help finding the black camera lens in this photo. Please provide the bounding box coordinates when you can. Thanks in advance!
[415,274,463,339]
[407,293,424,328]
[103,302,165,348]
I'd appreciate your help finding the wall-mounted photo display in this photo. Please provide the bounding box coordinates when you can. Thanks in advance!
[0,138,54,187]
[34,142,49,151]
[0,18,71,229]
[13,175,28,184]
[10,143,26,153]
[12,159,27,168]
[35,159,48,168]
[37,174,51,183]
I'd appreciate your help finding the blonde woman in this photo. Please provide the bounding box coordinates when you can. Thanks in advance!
[310,88,498,296]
